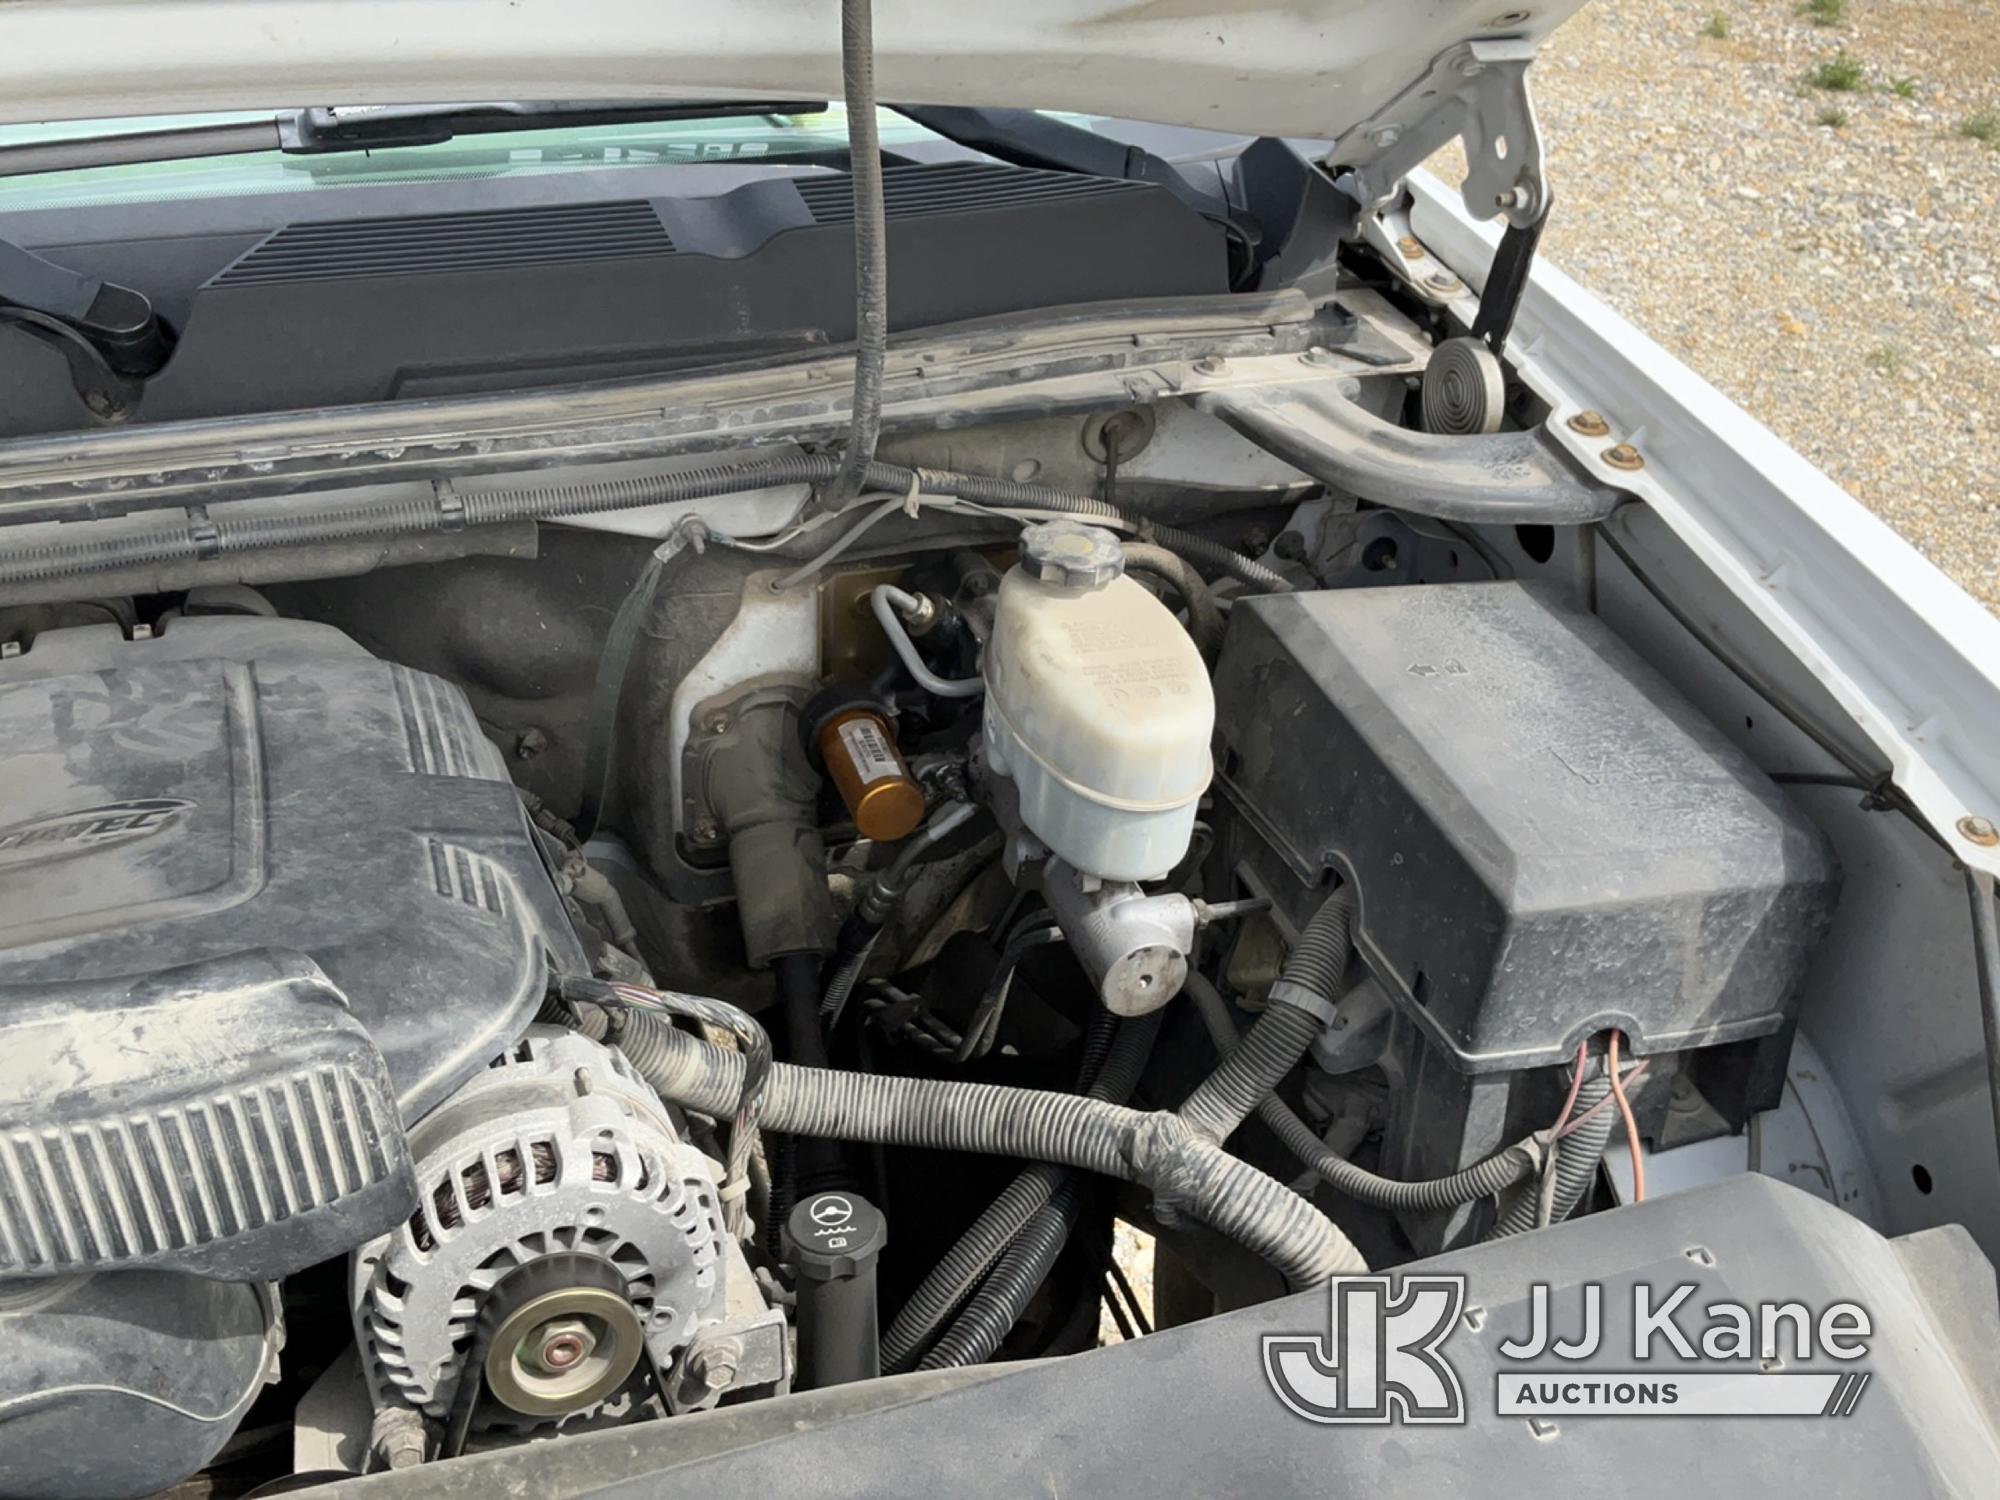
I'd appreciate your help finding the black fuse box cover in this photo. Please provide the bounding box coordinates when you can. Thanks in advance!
[1213,582,1838,1072]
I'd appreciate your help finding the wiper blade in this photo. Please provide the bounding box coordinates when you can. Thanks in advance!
[279,99,828,153]
[0,120,285,178]
[0,100,828,178]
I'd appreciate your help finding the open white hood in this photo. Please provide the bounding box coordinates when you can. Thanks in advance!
[0,0,1585,146]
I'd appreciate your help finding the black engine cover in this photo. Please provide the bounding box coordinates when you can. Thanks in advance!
[0,616,581,1119]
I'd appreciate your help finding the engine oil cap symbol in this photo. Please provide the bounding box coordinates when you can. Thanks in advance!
[784,1190,887,1282]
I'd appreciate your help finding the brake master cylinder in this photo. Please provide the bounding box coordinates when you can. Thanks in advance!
[982,521,1214,1013]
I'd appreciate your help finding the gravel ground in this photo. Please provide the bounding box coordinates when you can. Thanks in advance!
[1442,0,2000,610]
[1099,1220,1156,1345]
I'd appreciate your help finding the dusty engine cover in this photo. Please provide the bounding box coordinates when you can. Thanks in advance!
[0,616,582,1122]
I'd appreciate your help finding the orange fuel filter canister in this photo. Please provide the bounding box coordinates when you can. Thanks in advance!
[815,706,926,842]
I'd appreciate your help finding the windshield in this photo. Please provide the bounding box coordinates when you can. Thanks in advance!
[0,105,952,213]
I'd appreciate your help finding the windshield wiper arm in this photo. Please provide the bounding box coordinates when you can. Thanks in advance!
[893,106,1250,236]
[278,100,828,152]
[0,237,172,420]
[0,100,828,178]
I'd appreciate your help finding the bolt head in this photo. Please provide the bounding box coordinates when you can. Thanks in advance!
[1959,815,2000,847]
[692,819,722,845]
[1396,235,1426,260]
[687,1339,742,1391]
[1425,271,1461,293]
[704,711,731,735]
[1300,346,1339,367]
[372,1410,429,1470]
[514,726,549,760]
[1370,125,1402,148]
[1602,443,1646,471]
[1567,409,1611,438]
[541,1335,586,1369]
[1192,355,1226,376]
[528,1317,598,1374]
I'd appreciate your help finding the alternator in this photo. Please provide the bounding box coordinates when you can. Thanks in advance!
[352,1026,728,1422]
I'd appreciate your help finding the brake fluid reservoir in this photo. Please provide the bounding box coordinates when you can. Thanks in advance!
[982,521,1213,882]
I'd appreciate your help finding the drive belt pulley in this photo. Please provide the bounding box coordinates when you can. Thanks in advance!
[443,1252,649,1455]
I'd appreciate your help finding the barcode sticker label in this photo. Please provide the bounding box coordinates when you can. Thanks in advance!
[839,718,902,785]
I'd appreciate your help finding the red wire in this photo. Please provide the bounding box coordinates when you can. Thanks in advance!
[1608,1030,1646,1203]
[1557,1060,1649,1138]
[1548,1039,1589,1138]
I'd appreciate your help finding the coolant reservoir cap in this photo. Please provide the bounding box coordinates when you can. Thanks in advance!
[1021,520,1125,590]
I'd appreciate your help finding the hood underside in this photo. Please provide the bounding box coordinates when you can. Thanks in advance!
[0,0,1585,143]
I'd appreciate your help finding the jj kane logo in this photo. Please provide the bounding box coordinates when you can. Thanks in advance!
[0,798,193,867]
[1264,1275,1874,1424]
[1263,1277,1467,1424]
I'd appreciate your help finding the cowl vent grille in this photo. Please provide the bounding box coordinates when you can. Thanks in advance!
[211,201,674,286]
[795,163,1146,225]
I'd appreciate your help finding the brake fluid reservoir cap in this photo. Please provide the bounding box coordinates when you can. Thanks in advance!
[1021,520,1125,591]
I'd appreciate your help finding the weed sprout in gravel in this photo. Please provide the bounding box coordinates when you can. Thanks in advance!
[1811,51,1867,91]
